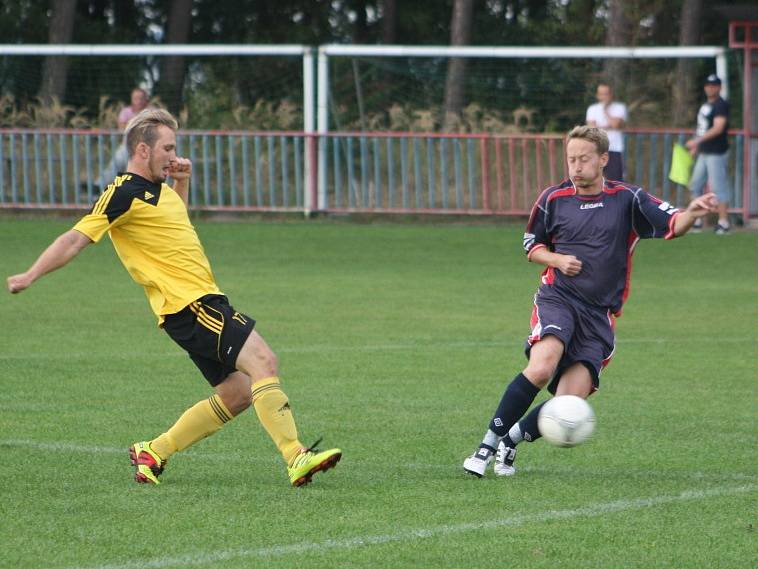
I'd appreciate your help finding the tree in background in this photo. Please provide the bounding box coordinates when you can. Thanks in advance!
[602,0,632,91]
[443,0,474,131]
[157,0,193,115]
[38,0,78,105]
[48,0,152,121]
[673,0,704,126]
[381,0,396,43]
[0,0,744,130]
[0,1,49,101]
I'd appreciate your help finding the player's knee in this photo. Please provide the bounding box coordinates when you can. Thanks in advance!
[523,363,555,387]
[259,348,278,376]
[236,336,279,378]
[225,389,252,416]
[238,390,253,411]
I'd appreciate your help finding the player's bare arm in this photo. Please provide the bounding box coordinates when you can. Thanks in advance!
[673,192,718,236]
[6,229,92,294]
[170,157,192,207]
[529,247,582,276]
[686,116,727,154]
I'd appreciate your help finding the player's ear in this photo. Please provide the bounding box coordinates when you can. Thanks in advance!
[136,141,150,159]
[600,152,609,168]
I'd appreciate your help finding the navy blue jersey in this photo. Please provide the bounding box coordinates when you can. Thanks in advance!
[524,179,680,315]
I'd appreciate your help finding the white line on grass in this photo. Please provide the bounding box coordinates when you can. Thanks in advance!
[0,439,273,464]
[0,336,755,361]
[63,484,757,569]
[4,439,757,483]
[1,439,127,455]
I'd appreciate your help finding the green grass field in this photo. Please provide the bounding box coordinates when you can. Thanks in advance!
[1,217,756,569]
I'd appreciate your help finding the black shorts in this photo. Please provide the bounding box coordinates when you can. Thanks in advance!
[163,294,256,386]
[525,285,616,394]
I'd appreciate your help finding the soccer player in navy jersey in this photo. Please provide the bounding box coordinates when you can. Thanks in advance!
[463,125,717,478]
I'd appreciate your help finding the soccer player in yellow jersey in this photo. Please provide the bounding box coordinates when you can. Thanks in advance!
[6,109,341,487]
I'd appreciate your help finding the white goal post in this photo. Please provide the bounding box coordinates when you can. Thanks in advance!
[316,44,728,209]
[0,43,318,213]
[0,43,731,215]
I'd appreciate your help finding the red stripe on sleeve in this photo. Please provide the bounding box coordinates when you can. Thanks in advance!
[527,243,546,261]
[664,211,680,240]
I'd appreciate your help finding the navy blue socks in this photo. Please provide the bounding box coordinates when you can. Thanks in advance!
[488,373,540,436]
[516,400,545,443]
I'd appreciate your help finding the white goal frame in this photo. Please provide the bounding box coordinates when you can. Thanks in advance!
[316,44,728,208]
[0,43,318,213]
[0,44,731,214]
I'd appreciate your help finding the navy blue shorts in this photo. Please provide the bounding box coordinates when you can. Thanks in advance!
[525,284,615,393]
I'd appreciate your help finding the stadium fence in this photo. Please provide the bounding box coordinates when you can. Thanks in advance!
[0,43,753,219]
[0,128,750,218]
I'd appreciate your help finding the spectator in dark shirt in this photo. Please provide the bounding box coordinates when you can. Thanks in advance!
[686,74,731,234]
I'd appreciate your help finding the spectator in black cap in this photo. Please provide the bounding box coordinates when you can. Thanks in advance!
[685,74,731,234]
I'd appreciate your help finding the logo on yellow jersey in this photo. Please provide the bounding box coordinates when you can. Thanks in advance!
[144,191,154,200]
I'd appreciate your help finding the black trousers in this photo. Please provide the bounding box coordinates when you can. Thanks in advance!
[604,151,624,181]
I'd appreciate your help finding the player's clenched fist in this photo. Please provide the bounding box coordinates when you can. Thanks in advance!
[7,273,32,294]
[169,157,192,180]
[557,254,582,276]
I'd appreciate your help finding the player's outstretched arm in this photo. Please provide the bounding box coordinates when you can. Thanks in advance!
[169,157,192,207]
[673,193,718,237]
[6,229,92,294]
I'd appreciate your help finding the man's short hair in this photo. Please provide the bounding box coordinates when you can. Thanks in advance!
[567,125,609,155]
[597,81,613,92]
[124,108,178,157]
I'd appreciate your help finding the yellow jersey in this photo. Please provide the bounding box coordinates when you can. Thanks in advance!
[73,173,221,324]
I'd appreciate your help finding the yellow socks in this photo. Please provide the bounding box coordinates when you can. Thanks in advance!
[148,378,302,465]
[252,376,303,465]
[150,394,233,459]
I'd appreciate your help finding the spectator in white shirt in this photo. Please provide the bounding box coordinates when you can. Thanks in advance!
[586,82,628,181]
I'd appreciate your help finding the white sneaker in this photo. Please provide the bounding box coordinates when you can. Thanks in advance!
[494,441,517,477]
[463,447,494,478]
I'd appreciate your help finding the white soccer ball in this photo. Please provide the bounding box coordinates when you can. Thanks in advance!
[537,395,596,448]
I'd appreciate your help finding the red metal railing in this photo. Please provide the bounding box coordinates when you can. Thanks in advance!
[0,128,752,220]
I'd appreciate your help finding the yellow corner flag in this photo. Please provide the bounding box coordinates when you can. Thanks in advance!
[669,143,694,186]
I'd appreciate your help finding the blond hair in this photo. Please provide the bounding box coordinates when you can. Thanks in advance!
[567,125,609,155]
[124,108,178,157]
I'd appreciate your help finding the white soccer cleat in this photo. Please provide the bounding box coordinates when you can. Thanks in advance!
[494,441,517,477]
[463,447,494,478]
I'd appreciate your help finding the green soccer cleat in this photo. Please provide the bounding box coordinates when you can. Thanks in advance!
[129,441,167,485]
[287,438,342,487]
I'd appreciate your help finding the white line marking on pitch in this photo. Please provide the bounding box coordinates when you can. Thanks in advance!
[0,439,273,464]
[4,439,757,485]
[0,336,754,360]
[62,484,756,569]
